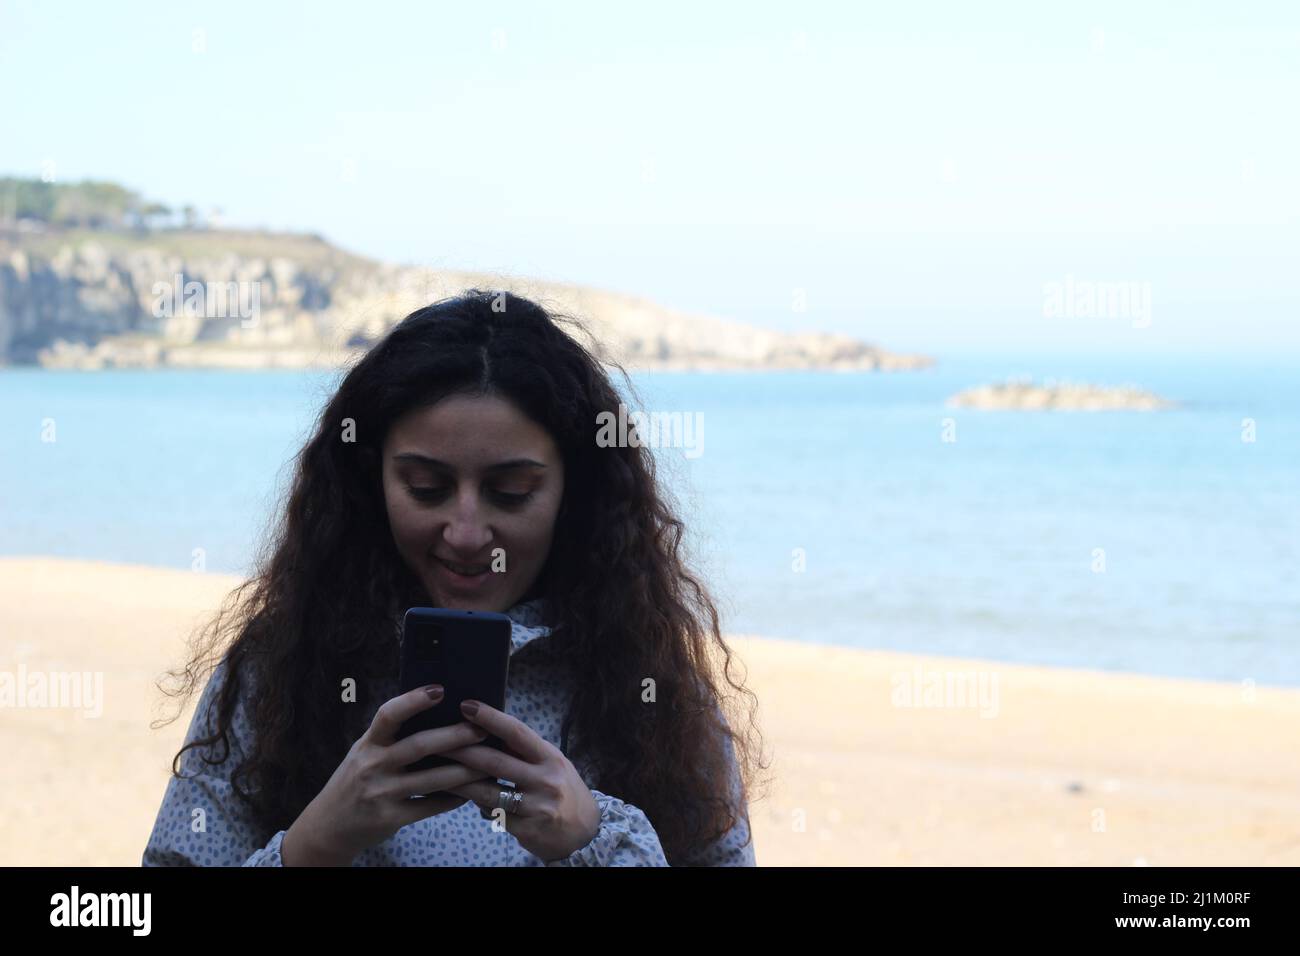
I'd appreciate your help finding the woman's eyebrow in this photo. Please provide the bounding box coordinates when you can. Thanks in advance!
[391,453,547,472]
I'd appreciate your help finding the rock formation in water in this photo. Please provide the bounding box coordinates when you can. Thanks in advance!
[947,379,1177,410]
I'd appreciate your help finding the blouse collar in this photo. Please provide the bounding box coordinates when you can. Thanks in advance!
[504,597,553,657]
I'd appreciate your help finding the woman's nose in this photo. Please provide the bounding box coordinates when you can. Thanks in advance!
[441,491,492,551]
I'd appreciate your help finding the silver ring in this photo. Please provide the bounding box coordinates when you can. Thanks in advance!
[497,788,524,814]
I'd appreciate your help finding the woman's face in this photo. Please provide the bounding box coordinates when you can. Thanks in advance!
[381,393,564,613]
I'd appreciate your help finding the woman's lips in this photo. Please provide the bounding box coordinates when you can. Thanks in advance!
[438,557,489,574]
[434,557,494,590]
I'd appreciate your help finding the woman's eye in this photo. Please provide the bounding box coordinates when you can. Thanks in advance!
[491,490,535,506]
[406,485,444,501]
[404,484,533,506]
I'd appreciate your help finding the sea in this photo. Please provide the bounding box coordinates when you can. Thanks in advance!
[2,354,1296,687]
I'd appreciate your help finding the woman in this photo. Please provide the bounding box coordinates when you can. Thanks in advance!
[142,289,766,866]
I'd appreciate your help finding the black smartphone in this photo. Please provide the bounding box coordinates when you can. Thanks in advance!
[396,607,512,774]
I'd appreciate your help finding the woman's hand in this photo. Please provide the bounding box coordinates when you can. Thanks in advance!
[282,686,498,866]
[440,700,602,863]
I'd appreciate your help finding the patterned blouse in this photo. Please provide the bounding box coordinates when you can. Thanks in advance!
[141,598,756,866]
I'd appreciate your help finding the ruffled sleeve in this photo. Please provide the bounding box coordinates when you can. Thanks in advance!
[543,788,669,867]
[545,699,757,867]
[241,829,288,867]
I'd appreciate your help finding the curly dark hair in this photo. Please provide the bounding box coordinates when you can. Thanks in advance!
[154,288,769,864]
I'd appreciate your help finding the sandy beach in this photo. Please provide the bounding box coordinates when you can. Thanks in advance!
[2,555,1297,866]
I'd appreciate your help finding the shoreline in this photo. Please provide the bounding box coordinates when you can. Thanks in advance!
[2,555,1298,866]
[2,550,1291,692]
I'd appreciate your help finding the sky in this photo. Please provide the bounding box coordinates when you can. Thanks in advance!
[3,0,1297,358]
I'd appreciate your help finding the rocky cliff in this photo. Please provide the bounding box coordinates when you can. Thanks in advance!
[0,227,934,372]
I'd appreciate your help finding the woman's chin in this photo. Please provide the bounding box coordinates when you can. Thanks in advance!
[422,583,504,614]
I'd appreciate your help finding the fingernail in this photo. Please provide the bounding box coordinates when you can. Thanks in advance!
[425,685,444,700]
[460,700,479,716]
